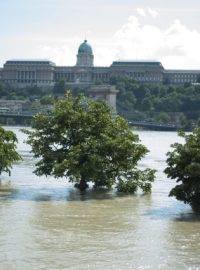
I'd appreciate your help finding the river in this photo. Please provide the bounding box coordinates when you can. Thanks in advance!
[0,127,200,270]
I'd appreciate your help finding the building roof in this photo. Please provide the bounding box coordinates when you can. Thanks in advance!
[115,59,160,62]
[112,60,162,65]
[5,59,56,65]
[78,40,93,55]
[165,69,200,74]
[111,60,164,69]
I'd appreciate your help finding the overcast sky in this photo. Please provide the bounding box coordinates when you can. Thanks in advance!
[1,0,200,69]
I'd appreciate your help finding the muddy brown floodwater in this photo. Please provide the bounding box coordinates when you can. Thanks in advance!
[0,127,200,270]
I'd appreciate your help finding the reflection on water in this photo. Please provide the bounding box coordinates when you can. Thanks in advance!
[0,127,200,270]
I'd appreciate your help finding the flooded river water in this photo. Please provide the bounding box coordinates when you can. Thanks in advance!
[0,127,200,270]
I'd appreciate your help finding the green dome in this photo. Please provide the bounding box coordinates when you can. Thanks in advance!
[78,40,93,54]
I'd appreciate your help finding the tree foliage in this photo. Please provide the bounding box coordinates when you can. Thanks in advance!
[24,92,155,192]
[53,80,66,95]
[0,126,21,176]
[164,128,200,212]
[0,76,200,129]
[110,76,200,128]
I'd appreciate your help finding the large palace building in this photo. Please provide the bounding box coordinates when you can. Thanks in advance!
[1,39,200,88]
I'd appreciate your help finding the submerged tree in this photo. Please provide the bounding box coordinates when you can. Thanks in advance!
[165,128,200,213]
[24,92,155,192]
[0,126,21,177]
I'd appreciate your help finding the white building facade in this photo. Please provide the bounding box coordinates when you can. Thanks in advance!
[0,39,200,88]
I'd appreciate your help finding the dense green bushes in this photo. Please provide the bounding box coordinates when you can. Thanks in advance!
[1,77,200,130]
[165,128,200,213]
[111,76,200,129]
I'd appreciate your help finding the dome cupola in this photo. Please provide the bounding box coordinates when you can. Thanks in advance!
[76,39,94,67]
[78,40,93,55]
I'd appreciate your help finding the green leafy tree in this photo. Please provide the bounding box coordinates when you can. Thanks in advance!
[24,92,155,192]
[27,85,41,96]
[197,118,200,127]
[95,80,103,85]
[156,112,170,123]
[197,74,200,83]
[164,128,200,212]
[141,97,153,111]
[0,127,21,177]
[40,95,53,105]
[53,80,66,95]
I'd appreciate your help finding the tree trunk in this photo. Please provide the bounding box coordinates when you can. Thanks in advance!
[191,199,200,214]
[79,178,88,191]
